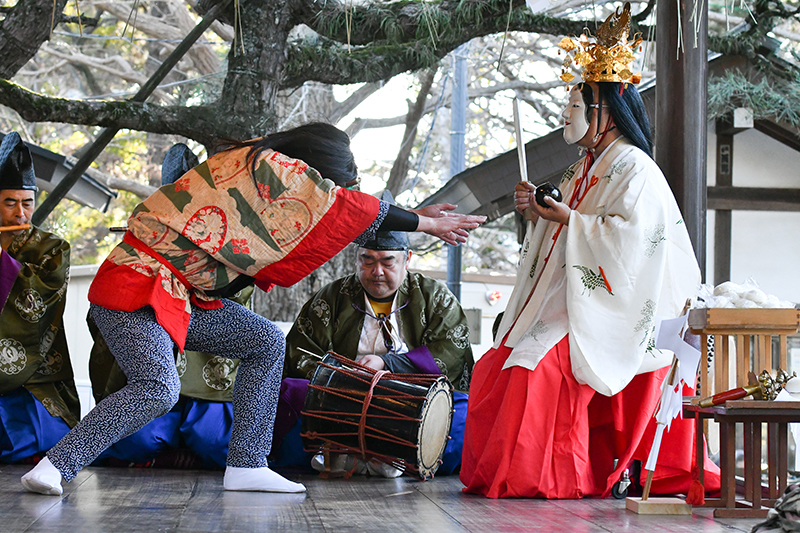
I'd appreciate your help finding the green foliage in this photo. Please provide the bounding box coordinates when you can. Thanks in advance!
[30,128,157,265]
[416,3,449,43]
[289,36,441,83]
[456,0,492,27]
[38,190,135,266]
[708,33,765,58]
[378,5,406,42]
[708,69,800,129]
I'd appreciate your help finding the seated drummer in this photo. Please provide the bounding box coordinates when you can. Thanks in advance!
[280,197,473,476]
[88,144,249,469]
[0,132,79,463]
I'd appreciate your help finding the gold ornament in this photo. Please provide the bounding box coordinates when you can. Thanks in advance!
[558,2,642,85]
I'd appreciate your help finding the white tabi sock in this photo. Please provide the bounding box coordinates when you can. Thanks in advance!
[21,457,64,496]
[223,466,306,493]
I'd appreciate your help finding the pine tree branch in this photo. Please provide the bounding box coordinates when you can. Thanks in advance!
[0,79,229,147]
[284,0,639,87]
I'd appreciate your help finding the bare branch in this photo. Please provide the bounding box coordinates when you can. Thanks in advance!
[68,157,157,199]
[58,14,101,27]
[348,78,563,137]
[42,43,173,102]
[330,81,384,123]
[386,68,437,196]
[186,0,234,41]
[708,10,800,43]
[93,1,222,76]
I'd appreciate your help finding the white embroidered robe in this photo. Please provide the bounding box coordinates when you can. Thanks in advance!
[495,138,700,396]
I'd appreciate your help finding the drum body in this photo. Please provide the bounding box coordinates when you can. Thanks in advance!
[301,353,454,480]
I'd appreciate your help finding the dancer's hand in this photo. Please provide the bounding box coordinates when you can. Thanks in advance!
[411,204,486,246]
[514,182,538,222]
[515,182,571,226]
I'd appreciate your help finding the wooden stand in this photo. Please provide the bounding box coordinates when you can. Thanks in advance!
[626,497,692,515]
[688,308,799,398]
[626,360,692,515]
[684,400,800,518]
[684,308,799,517]
[317,445,353,480]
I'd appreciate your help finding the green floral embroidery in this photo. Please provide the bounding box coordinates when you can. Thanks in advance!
[459,363,471,392]
[644,224,666,258]
[634,299,656,346]
[562,164,577,183]
[297,316,313,337]
[311,299,331,327]
[600,160,627,182]
[608,159,628,176]
[573,265,612,295]
[447,324,470,350]
[645,329,658,356]
[521,320,548,342]
[433,290,455,314]
[529,253,539,279]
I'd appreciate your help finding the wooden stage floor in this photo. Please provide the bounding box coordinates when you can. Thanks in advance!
[1,465,764,532]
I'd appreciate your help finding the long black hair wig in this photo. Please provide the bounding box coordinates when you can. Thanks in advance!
[224,122,358,188]
[578,82,653,158]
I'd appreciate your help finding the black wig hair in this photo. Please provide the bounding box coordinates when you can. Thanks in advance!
[225,122,358,187]
[577,82,654,158]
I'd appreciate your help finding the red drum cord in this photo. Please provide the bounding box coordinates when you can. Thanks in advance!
[359,370,388,460]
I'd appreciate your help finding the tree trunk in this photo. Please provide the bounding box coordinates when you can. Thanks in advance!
[215,2,293,141]
[0,0,68,79]
[252,244,357,323]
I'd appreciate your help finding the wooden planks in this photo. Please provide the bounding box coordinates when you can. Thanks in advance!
[0,465,766,532]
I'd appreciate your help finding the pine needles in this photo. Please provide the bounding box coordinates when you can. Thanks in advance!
[708,69,800,129]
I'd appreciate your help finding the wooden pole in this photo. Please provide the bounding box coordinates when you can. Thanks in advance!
[642,357,680,501]
[642,470,655,501]
[655,0,708,279]
[714,126,733,285]
[31,0,233,225]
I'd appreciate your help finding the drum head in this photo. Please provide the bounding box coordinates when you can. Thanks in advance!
[416,379,454,480]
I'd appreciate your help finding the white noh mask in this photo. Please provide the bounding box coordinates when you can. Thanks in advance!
[562,87,591,145]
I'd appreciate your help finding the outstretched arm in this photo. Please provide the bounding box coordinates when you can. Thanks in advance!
[408,204,486,246]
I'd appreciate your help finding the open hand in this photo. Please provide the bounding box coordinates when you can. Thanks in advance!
[411,203,486,246]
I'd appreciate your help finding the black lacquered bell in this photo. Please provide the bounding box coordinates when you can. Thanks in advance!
[535,182,562,208]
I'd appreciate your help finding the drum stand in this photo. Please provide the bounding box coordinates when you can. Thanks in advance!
[317,445,355,480]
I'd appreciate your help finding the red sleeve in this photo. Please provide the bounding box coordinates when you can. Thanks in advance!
[253,189,380,288]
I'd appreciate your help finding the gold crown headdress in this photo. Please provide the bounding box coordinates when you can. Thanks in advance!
[558,2,642,85]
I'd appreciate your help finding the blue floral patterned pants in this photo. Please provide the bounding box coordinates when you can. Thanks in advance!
[47,300,284,481]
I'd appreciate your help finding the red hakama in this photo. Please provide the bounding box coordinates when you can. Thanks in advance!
[460,336,720,498]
